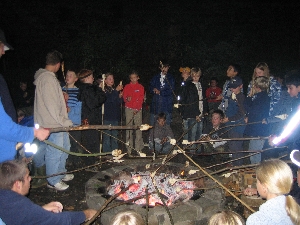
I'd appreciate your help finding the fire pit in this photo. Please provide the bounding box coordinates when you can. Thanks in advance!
[85,159,225,225]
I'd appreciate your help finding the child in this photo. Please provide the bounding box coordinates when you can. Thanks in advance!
[209,210,245,225]
[222,76,246,166]
[247,62,281,116]
[149,112,174,154]
[122,71,144,156]
[206,77,222,112]
[78,69,106,165]
[110,210,144,225]
[177,67,200,151]
[245,159,300,225]
[218,63,241,112]
[191,67,207,143]
[62,69,82,158]
[202,109,227,153]
[102,72,123,152]
[244,76,270,164]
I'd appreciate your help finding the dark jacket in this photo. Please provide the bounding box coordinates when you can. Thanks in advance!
[149,73,175,114]
[149,121,174,141]
[0,74,16,122]
[178,77,200,119]
[78,83,106,125]
[103,87,122,121]
[244,91,270,136]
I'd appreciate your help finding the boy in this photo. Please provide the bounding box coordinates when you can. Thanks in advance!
[206,77,222,112]
[244,76,270,164]
[149,112,174,154]
[62,69,82,163]
[222,76,245,166]
[123,71,144,156]
[217,63,241,112]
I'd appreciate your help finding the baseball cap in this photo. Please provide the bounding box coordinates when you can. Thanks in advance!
[0,29,14,51]
[228,76,243,88]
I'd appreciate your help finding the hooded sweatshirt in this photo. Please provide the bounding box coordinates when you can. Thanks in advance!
[34,69,72,128]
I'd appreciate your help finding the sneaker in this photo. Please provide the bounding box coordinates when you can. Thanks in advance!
[62,174,74,182]
[47,181,69,191]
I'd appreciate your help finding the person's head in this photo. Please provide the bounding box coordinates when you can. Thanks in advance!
[110,210,144,225]
[45,50,63,73]
[0,160,31,195]
[159,61,170,75]
[256,159,293,199]
[208,210,245,225]
[285,71,300,98]
[17,109,26,123]
[211,109,224,128]
[78,69,94,84]
[179,67,191,80]
[0,29,13,58]
[157,112,166,127]
[253,76,269,92]
[191,67,202,82]
[65,70,78,86]
[129,71,139,84]
[210,77,219,88]
[228,76,243,94]
[227,64,241,78]
[19,81,28,91]
[104,72,115,87]
[253,62,270,79]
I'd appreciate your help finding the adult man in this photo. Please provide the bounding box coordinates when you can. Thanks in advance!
[0,28,16,121]
[149,61,175,125]
[0,160,97,225]
[34,50,73,191]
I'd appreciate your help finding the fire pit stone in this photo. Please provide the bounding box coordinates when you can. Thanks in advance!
[85,161,225,225]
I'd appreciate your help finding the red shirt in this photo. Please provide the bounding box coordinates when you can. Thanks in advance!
[206,87,222,103]
[123,82,144,110]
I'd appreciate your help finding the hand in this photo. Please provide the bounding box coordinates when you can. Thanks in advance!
[196,116,201,122]
[83,209,97,220]
[34,128,50,141]
[215,95,223,101]
[42,201,63,213]
[153,88,160,95]
[222,117,229,123]
[119,91,123,98]
[116,84,123,91]
[62,92,69,102]
[244,117,248,124]
[268,135,277,147]
[160,137,168,144]
[99,82,104,89]
[243,187,258,196]
[126,96,132,102]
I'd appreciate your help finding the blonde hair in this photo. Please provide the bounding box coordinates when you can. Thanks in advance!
[249,62,270,96]
[253,76,269,92]
[256,159,300,224]
[110,211,144,225]
[208,210,245,225]
[191,67,202,77]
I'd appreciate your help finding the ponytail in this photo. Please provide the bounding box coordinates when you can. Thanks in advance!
[285,195,300,225]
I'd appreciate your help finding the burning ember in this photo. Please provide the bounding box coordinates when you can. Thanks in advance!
[107,171,195,206]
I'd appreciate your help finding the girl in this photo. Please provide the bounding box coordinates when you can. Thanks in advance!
[246,159,300,225]
[102,73,123,152]
[247,62,281,116]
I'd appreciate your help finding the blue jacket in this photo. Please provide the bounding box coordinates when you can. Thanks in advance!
[103,87,122,121]
[0,189,85,225]
[149,73,175,114]
[0,100,34,163]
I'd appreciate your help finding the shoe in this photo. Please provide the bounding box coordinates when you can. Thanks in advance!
[62,174,74,182]
[47,181,69,191]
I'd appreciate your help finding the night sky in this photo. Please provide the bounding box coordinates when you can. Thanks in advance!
[0,0,299,91]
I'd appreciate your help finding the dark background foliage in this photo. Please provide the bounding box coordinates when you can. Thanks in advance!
[0,0,299,95]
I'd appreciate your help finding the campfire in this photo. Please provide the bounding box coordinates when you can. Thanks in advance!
[107,170,195,206]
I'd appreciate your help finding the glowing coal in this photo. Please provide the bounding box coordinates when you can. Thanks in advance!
[107,171,195,206]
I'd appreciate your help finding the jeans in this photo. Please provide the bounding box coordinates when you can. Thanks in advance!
[150,111,172,126]
[33,140,46,168]
[249,139,265,164]
[103,120,119,152]
[149,141,172,154]
[183,118,202,142]
[227,121,245,166]
[45,132,70,185]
